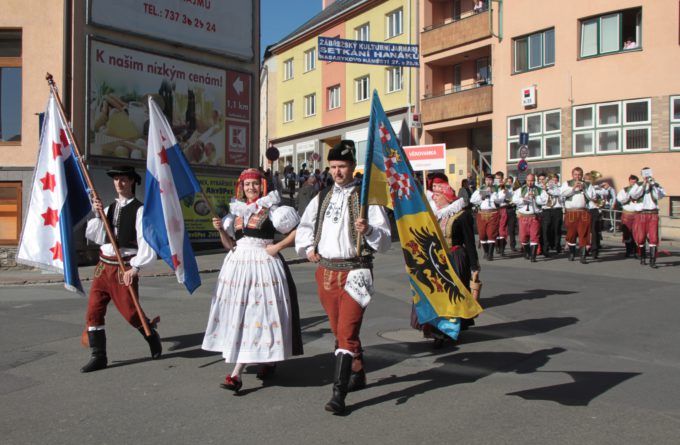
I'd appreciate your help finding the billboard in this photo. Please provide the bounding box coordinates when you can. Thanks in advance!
[89,0,253,59]
[180,174,237,242]
[318,36,419,67]
[88,40,250,167]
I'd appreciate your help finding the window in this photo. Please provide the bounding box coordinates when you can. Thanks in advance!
[476,57,491,84]
[453,64,461,92]
[386,8,403,39]
[283,59,293,81]
[304,94,316,117]
[328,85,341,110]
[573,98,650,155]
[355,76,370,102]
[0,30,22,143]
[283,101,293,123]
[513,28,555,73]
[507,109,561,161]
[304,48,316,72]
[0,182,21,244]
[386,67,402,93]
[355,23,370,41]
[671,96,680,150]
[580,8,641,58]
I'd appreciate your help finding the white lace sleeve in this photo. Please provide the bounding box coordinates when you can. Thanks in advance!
[223,214,236,239]
[270,206,300,234]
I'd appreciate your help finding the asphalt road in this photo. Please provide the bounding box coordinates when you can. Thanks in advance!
[1,243,680,444]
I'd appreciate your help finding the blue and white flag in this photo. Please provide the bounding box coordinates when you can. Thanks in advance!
[143,97,202,294]
[17,93,92,293]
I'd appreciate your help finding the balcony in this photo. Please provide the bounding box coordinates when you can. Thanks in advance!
[421,84,492,124]
[421,11,491,56]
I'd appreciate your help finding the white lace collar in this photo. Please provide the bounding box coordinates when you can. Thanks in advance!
[230,190,281,221]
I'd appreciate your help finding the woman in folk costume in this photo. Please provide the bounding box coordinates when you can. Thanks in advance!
[412,176,480,347]
[202,168,303,391]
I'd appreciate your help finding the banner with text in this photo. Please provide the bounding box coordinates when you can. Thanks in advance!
[89,0,252,59]
[89,40,250,168]
[318,37,419,67]
[403,144,446,171]
[181,174,237,242]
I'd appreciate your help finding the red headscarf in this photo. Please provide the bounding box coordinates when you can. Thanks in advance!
[432,177,456,203]
[235,168,267,202]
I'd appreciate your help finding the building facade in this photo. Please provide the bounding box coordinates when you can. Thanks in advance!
[264,0,418,175]
[1,0,260,262]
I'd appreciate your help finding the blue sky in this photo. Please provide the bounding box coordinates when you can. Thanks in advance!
[261,0,322,59]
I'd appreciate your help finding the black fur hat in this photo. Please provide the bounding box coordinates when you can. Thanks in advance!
[327,140,356,163]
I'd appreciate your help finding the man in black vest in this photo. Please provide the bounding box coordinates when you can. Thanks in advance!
[295,140,392,414]
[81,166,161,372]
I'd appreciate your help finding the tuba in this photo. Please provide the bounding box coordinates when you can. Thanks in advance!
[588,171,606,208]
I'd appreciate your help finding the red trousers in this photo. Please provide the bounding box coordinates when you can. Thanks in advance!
[620,211,638,243]
[86,259,143,328]
[476,211,499,242]
[634,212,659,246]
[315,266,365,354]
[518,214,541,245]
[564,209,591,248]
[498,207,508,238]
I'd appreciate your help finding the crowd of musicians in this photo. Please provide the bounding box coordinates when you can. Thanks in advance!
[435,166,666,269]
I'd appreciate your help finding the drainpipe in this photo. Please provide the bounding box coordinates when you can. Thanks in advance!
[489,0,503,41]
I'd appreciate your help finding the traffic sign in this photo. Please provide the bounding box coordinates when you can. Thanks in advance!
[519,145,529,159]
[518,159,528,172]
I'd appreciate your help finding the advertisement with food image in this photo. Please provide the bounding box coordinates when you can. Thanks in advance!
[181,174,236,242]
[89,40,232,166]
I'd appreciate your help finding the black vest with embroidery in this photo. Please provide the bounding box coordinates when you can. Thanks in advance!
[105,198,143,249]
[234,207,276,240]
[313,185,375,259]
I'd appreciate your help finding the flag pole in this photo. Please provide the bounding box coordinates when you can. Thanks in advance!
[46,73,152,336]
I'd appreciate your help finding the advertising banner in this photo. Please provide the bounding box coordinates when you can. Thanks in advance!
[89,0,253,59]
[402,144,446,171]
[318,36,419,67]
[181,174,237,242]
[89,40,249,168]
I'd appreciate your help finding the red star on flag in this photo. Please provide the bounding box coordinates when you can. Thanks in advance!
[59,129,69,148]
[49,241,64,262]
[40,172,57,192]
[158,146,168,164]
[41,207,60,227]
[52,141,62,160]
[171,254,181,269]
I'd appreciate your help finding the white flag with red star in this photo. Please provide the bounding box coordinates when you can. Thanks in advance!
[17,93,92,293]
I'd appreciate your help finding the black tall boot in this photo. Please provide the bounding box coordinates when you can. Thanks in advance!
[481,243,489,260]
[487,243,495,261]
[497,238,505,257]
[649,246,657,269]
[580,247,588,264]
[530,245,538,263]
[81,330,107,373]
[640,246,646,265]
[523,244,530,260]
[325,353,353,414]
[347,354,366,392]
[568,245,576,261]
[138,326,162,359]
[624,241,632,258]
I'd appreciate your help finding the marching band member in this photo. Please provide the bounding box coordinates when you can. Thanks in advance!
[616,175,642,259]
[470,174,505,261]
[513,173,548,262]
[584,173,611,260]
[541,173,563,256]
[505,176,519,251]
[494,171,512,256]
[629,168,666,268]
[560,167,599,264]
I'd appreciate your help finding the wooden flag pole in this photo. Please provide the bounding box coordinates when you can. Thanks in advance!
[46,73,151,336]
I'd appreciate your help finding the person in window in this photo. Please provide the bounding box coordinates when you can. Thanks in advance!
[476,73,488,87]
[202,168,303,391]
[623,37,637,50]
[473,0,485,14]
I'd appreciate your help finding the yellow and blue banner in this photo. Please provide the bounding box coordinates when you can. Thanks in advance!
[360,91,482,339]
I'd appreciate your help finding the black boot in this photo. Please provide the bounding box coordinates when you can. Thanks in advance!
[624,241,632,258]
[497,239,505,257]
[592,249,599,259]
[347,354,366,392]
[530,245,538,262]
[649,246,657,269]
[487,243,495,261]
[325,353,353,414]
[481,243,489,260]
[640,246,646,265]
[568,245,576,261]
[81,330,107,373]
[523,244,530,260]
[580,247,588,264]
[139,326,162,359]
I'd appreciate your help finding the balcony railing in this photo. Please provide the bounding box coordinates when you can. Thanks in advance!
[421,84,493,124]
[421,10,491,56]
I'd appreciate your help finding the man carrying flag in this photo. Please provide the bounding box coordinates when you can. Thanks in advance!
[82,165,161,372]
[295,139,392,415]
[360,90,482,348]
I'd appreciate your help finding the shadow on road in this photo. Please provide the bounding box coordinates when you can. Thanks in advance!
[482,289,578,309]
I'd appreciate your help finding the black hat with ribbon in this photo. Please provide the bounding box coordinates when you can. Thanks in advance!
[106,165,142,185]
[327,139,356,163]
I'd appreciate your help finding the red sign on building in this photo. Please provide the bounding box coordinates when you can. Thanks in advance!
[226,71,251,120]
